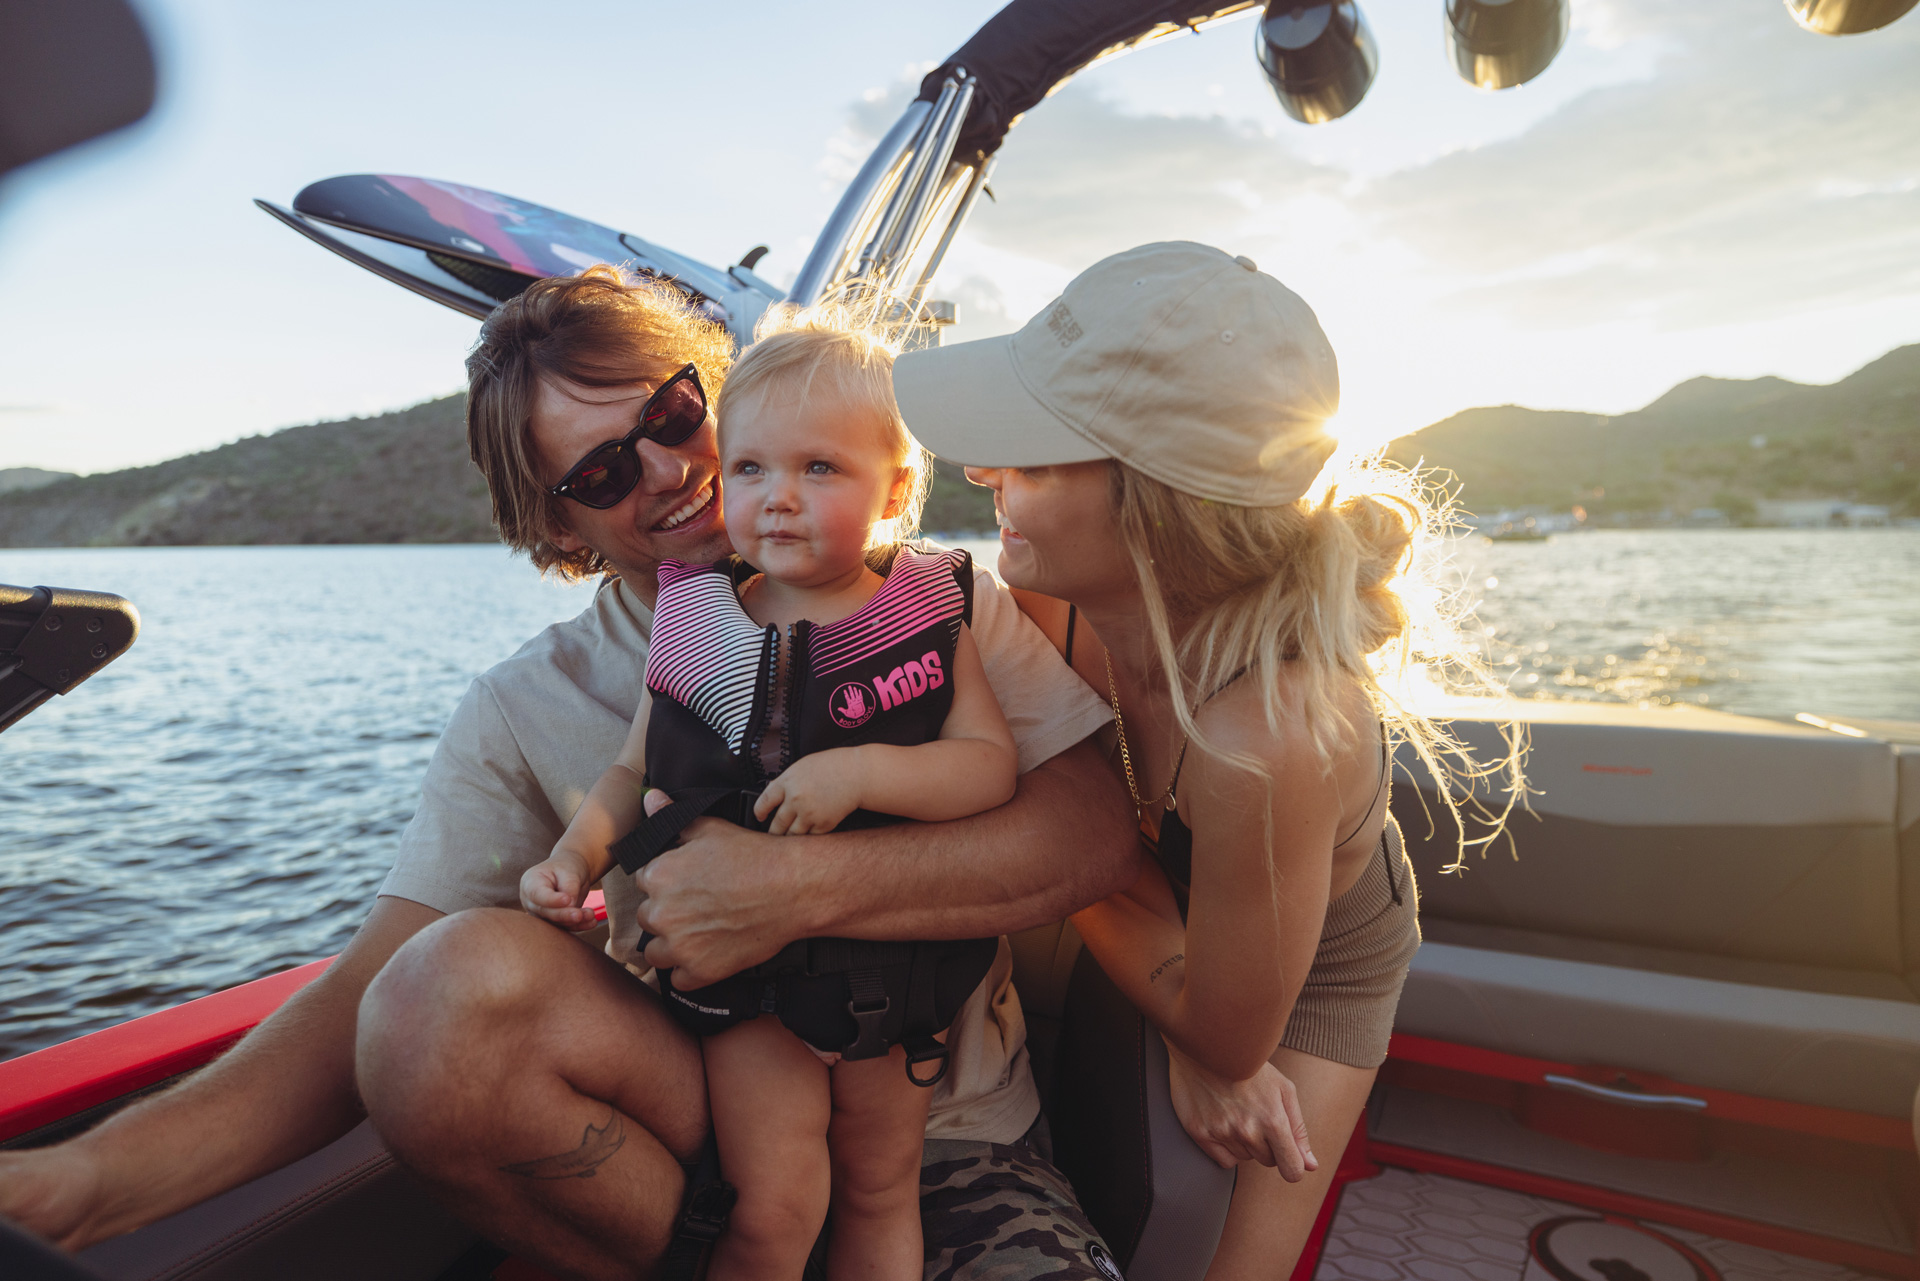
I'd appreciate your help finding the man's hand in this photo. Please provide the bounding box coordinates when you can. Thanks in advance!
[1166,1043,1317,1180]
[519,847,598,931]
[636,739,1137,989]
[752,748,862,836]
[0,1140,104,1251]
[634,792,803,987]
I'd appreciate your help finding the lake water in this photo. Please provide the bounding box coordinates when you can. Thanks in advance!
[3,531,1917,1062]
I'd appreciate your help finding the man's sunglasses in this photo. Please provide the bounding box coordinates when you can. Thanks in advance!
[547,363,709,509]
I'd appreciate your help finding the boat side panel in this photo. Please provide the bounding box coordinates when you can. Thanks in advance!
[0,959,334,1145]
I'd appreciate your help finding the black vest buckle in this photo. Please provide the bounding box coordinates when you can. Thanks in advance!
[678,1181,737,1243]
[902,1034,950,1089]
[843,969,893,1060]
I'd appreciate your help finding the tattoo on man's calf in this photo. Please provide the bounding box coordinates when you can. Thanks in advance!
[500,1108,627,1180]
[1148,953,1184,984]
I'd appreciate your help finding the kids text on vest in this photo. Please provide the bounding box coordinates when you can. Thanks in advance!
[518,309,1018,1281]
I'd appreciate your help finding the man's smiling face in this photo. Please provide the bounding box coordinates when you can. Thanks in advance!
[530,373,733,594]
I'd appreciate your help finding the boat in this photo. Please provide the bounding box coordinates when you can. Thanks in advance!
[3,1,1916,1278]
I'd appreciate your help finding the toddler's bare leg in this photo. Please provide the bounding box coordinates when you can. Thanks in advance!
[704,1018,832,1281]
[826,1045,936,1281]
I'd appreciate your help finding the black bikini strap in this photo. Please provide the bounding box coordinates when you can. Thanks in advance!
[1063,604,1077,665]
[1334,726,1391,849]
[1166,667,1248,800]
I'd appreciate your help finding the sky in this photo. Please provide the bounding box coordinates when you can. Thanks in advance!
[1,0,1916,474]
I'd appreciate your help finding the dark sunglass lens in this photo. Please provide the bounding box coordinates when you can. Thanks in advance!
[567,445,641,508]
[643,375,706,446]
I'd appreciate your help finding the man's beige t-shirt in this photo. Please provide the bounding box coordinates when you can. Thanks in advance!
[379,554,1109,1143]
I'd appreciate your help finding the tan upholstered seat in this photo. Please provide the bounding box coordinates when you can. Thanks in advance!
[1393,702,1920,1118]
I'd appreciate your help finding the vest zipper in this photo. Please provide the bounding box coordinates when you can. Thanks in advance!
[745,623,779,782]
[781,620,811,775]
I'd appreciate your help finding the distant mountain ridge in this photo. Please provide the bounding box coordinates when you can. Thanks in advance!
[2,344,1915,548]
[1387,344,1920,520]
[0,468,76,494]
[0,397,998,548]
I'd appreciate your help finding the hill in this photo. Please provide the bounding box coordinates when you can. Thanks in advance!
[0,399,998,548]
[4,343,1912,546]
[1388,345,1920,520]
[0,397,494,547]
[0,467,76,494]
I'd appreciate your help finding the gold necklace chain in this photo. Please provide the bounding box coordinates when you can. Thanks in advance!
[1105,651,1190,818]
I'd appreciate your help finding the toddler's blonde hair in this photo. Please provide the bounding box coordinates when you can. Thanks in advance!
[716,303,931,548]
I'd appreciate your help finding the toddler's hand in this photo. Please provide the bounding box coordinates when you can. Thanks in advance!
[753,748,863,835]
[520,848,597,931]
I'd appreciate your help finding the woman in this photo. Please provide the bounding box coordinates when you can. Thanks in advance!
[893,242,1514,1275]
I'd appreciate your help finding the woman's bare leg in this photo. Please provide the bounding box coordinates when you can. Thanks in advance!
[825,1045,934,1281]
[704,1018,833,1281]
[1204,1049,1377,1281]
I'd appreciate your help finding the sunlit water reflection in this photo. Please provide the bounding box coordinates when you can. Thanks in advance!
[3,533,1915,1061]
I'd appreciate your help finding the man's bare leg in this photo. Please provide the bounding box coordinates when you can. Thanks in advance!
[357,909,708,1281]
[701,1018,832,1280]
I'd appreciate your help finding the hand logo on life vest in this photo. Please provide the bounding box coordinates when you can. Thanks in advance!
[830,651,947,729]
[831,681,876,729]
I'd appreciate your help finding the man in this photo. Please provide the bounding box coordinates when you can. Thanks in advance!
[0,271,1138,1278]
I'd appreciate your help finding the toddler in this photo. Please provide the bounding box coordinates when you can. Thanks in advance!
[520,312,1018,1280]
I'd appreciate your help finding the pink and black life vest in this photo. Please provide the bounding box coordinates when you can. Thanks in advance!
[612,544,998,1081]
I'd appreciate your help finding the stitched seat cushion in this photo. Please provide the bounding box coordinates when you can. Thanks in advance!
[1397,941,1920,1118]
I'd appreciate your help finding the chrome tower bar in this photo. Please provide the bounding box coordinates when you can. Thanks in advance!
[787,70,983,317]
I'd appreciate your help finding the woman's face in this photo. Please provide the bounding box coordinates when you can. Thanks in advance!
[965,462,1137,607]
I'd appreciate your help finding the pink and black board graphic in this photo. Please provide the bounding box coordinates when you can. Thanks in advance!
[289,174,729,322]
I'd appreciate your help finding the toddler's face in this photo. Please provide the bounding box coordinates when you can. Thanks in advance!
[719,390,906,588]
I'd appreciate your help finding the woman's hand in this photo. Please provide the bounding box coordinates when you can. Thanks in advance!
[1166,1044,1318,1181]
[518,847,597,931]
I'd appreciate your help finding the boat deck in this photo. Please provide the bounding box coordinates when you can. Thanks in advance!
[1317,1169,1882,1281]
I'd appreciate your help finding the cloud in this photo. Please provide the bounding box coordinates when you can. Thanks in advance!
[1358,0,1920,328]
[842,0,1920,337]
[958,87,1344,268]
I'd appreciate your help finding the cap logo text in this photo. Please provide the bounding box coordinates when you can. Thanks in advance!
[1046,303,1083,348]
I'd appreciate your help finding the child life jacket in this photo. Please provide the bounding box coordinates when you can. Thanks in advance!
[611,543,1000,1084]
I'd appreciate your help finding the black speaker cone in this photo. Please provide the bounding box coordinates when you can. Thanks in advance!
[1446,0,1569,89]
[1256,2,1380,124]
[1786,0,1918,34]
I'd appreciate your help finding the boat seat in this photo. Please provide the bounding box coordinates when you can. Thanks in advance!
[1385,703,1920,1117]
[77,1120,476,1280]
[1396,940,1920,1118]
[1013,920,1235,1281]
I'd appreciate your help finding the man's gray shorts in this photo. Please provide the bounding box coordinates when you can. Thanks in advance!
[918,1119,1123,1281]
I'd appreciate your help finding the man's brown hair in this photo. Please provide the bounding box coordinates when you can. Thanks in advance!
[466,265,734,580]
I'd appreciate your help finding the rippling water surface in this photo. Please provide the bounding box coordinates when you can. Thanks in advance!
[3,532,1917,1061]
[1,546,599,1061]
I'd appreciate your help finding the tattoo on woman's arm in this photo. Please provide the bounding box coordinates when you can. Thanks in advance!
[1148,953,1184,984]
[501,1108,627,1179]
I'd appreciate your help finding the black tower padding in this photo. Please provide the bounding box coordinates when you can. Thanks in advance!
[918,0,1256,159]
[0,584,140,734]
[1050,949,1236,1281]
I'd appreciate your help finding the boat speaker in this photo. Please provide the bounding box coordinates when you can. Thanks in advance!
[1445,0,1569,89]
[1255,1,1379,124]
[0,584,139,734]
[1785,0,1919,33]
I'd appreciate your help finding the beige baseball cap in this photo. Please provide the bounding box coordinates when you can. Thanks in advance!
[893,241,1340,507]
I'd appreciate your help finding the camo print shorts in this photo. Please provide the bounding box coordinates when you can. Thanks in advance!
[917,1119,1124,1281]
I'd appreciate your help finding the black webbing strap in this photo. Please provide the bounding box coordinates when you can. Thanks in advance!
[901,942,951,1088]
[843,969,892,1060]
[611,787,758,875]
[658,1134,735,1281]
